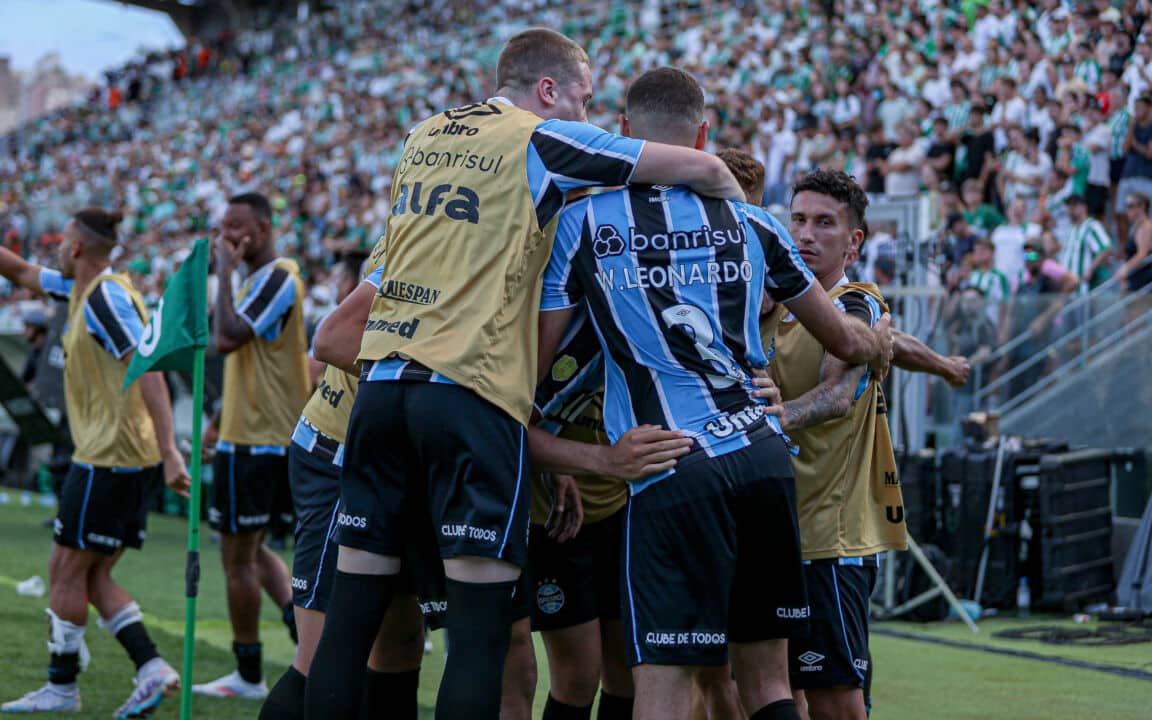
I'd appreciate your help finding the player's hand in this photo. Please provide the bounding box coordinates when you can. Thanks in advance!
[546,474,584,543]
[213,233,249,271]
[201,423,218,464]
[749,374,785,417]
[601,425,692,480]
[944,356,971,387]
[163,447,191,499]
[869,313,894,381]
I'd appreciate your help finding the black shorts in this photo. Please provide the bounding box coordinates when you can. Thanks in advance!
[337,380,530,568]
[528,509,624,632]
[1086,183,1110,218]
[1111,158,1126,185]
[384,474,531,631]
[210,444,291,534]
[288,431,342,611]
[789,557,878,691]
[55,463,160,555]
[622,432,808,667]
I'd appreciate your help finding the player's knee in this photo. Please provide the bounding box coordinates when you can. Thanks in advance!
[224,559,260,583]
[48,547,95,589]
[547,639,601,703]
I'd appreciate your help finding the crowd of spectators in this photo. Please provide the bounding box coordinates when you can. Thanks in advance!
[0,0,1150,352]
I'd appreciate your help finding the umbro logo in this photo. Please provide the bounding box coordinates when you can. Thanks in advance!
[798,651,825,671]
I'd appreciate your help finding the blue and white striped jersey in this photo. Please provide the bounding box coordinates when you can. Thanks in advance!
[542,186,814,486]
[40,268,144,359]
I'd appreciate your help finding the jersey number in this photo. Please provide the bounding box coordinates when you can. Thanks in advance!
[660,303,744,390]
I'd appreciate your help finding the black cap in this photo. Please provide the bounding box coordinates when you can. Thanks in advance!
[1066,193,1087,205]
[947,211,965,228]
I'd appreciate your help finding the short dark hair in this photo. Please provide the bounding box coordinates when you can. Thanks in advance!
[625,67,706,133]
[791,168,869,231]
[228,192,272,223]
[716,148,765,204]
[496,29,590,92]
[73,207,123,250]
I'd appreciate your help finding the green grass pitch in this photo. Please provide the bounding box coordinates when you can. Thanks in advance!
[1,503,1150,718]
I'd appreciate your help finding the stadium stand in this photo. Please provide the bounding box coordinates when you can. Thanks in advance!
[0,0,1150,420]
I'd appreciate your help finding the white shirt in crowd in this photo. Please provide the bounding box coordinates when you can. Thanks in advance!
[1003,151,1052,203]
[990,222,1042,290]
[1083,122,1113,187]
[990,95,1027,152]
[885,144,924,198]
[831,95,862,126]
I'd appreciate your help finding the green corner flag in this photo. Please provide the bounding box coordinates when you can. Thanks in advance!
[124,238,210,720]
[123,238,210,389]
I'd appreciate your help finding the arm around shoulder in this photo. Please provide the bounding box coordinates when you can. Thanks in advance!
[630,143,744,201]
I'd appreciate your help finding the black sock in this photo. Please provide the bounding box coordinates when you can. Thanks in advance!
[48,652,80,686]
[360,668,419,720]
[304,571,396,720]
[596,691,634,720]
[434,578,516,720]
[233,641,263,684]
[282,603,299,645]
[115,622,160,671]
[259,666,306,720]
[750,699,800,720]
[543,694,593,720]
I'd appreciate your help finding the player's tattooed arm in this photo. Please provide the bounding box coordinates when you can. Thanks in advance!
[778,353,867,432]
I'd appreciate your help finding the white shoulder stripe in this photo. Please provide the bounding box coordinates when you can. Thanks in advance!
[533,126,639,165]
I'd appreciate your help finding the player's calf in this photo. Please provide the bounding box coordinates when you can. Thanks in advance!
[501,617,538,720]
[362,593,425,720]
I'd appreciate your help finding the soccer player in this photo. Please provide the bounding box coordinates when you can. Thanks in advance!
[260,249,446,720]
[537,68,891,720]
[304,29,745,720]
[757,170,967,720]
[0,209,187,717]
[193,192,310,699]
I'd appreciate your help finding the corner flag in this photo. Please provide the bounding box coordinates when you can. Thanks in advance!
[123,238,210,389]
[123,237,210,720]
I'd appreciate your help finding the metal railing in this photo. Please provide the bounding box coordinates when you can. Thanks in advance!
[972,277,1152,412]
[978,258,1148,377]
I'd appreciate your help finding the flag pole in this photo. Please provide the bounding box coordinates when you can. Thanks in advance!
[180,348,206,720]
